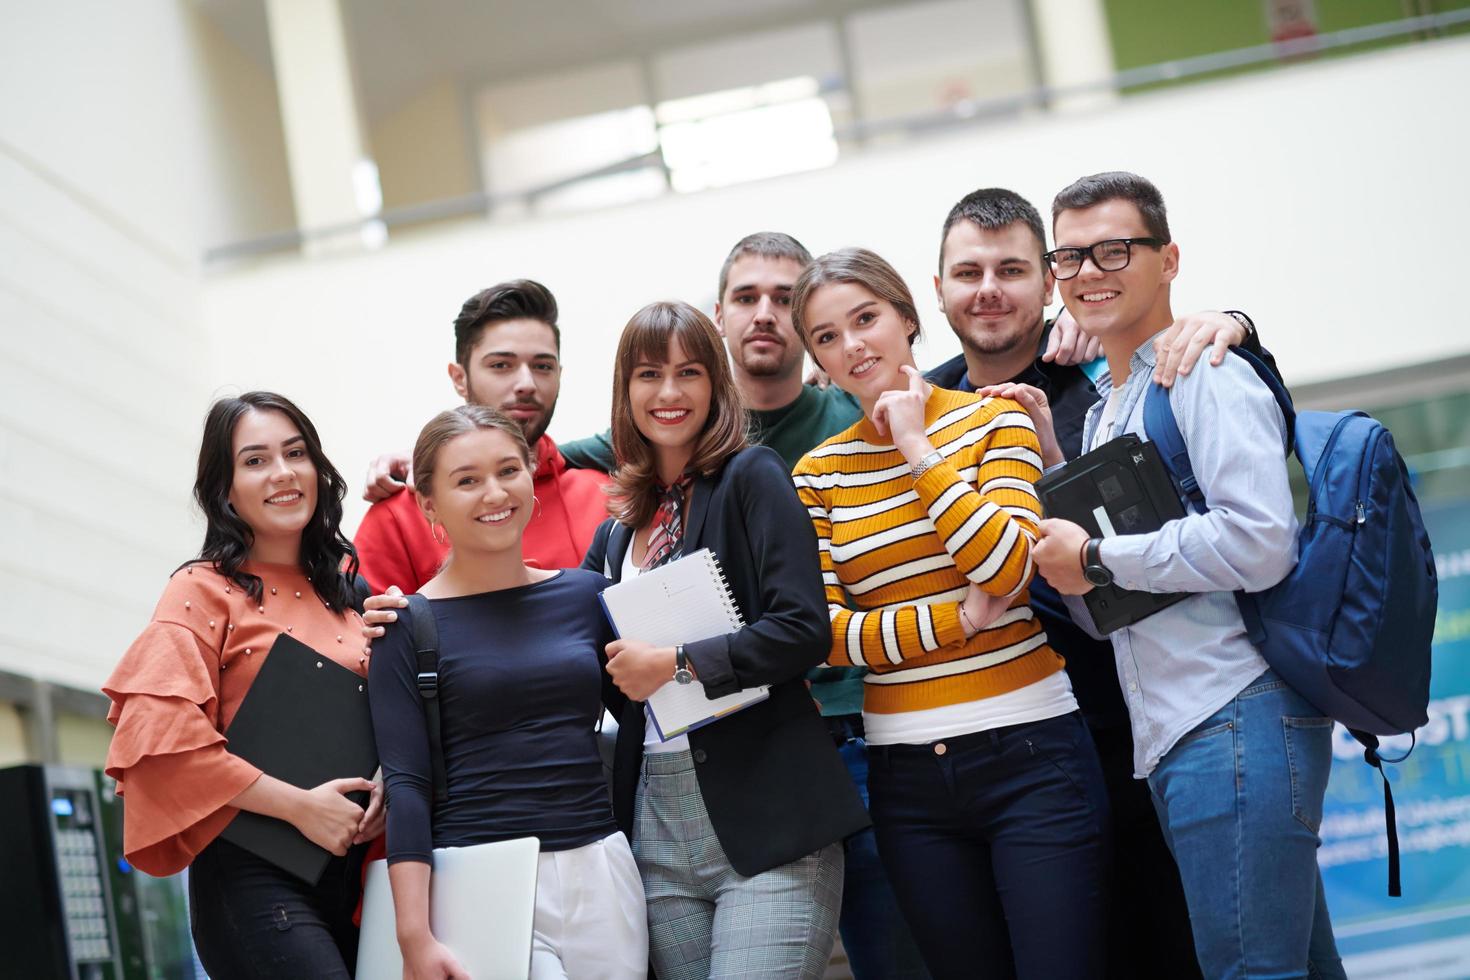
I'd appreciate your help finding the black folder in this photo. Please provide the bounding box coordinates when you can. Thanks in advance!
[1034,434,1189,634]
[220,633,378,884]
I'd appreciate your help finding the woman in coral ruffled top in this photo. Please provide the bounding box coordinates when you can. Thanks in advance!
[103,391,383,979]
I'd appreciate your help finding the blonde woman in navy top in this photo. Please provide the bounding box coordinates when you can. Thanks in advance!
[368,406,646,980]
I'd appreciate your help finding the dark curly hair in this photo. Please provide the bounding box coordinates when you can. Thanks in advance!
[187,391,359,611]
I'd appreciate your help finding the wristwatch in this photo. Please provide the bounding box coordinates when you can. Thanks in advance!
[673,644,693,685]
[1082,538,1114,588]
[1223,310,1255,338]
[910,450,945,479]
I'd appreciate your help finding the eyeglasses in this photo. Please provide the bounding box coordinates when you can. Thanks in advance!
[1043,238,1166,280]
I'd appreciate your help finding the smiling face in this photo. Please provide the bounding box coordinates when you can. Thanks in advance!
[227,408,318,554]
[1053,198,1178,348]
[629,336,714,473]
[715,254,808,382]
[449,318,561,446]
[803,281,919,409]
[936,219,1053,361]
[420,427,535,555]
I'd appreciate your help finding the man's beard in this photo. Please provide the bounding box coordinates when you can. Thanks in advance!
[957,314,1044,359]
[466,382,555,446]
[515,405,553,446]
[736,343,800,380]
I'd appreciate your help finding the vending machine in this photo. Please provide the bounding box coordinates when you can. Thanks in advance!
[0,764,191,980]
[92,770,198,980]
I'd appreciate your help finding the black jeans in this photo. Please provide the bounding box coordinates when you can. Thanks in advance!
[189,837,366,979]
[1089,721,1202,979]
[868,711,1111,980]
[826,714,931,980]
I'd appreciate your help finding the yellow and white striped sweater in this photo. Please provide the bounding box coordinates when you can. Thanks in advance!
[792,386,1064,716]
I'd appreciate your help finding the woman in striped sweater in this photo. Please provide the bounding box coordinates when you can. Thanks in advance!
[790,248,1110,980]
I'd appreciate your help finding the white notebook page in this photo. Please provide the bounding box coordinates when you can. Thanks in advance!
[599,549,769,738]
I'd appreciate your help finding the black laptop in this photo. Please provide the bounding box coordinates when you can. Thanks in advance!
[1034,434,1189,634]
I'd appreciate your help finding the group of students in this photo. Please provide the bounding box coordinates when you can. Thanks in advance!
[103,171,1347,980]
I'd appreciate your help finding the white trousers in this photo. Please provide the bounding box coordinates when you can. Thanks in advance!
[530,831,648,980]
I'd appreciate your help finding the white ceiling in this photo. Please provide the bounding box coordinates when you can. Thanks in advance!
[195,0,929,120]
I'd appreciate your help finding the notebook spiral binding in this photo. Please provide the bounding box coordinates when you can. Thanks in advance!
[704,551,747,629]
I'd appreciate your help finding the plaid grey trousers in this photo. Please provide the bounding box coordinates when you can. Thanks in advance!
[633,749,844,980]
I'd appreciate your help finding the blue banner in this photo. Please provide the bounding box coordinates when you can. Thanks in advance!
[1329,498,1470,978]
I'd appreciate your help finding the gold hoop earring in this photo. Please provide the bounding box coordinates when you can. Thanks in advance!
[430,521,447,546]
[532,495,541,518]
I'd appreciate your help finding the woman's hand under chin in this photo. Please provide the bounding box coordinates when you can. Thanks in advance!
[872,365,936,464]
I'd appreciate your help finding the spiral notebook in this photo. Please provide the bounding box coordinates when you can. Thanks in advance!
[599,548,768,739]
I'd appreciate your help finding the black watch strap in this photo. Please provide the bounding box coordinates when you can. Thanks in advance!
[673,644,693,685]
[1084,538,1113,587]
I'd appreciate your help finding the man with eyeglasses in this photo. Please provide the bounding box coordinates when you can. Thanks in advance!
[1028,172,1344,980]
[925,186,1276,979]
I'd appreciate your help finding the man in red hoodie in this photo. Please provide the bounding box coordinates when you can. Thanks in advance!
[354,279,610,590]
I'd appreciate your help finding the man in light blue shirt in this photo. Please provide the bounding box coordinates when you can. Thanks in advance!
[1025,171,1346,980]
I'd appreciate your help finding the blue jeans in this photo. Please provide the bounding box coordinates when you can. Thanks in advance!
[868,711,1111,980]
[835,731,931,980]
[1147,671,1346,980]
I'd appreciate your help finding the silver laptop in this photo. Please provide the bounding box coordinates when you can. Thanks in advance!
[356,837,540,980]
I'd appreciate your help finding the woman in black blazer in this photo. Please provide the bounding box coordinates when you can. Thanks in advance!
[584,300,868,980]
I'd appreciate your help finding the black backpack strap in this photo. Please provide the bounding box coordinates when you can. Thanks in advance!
[1354,729,1412,898]
[405,593,449,805]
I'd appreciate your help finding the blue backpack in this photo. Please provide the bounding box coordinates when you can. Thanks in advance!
[1142,349,1437,896]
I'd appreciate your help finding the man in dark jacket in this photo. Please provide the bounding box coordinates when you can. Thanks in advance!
[925,187,1270,979]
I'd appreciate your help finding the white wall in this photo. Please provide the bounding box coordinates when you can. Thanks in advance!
[194,10,298,246]
[846,0,1032,119]
[0,0,278,691]
[371,79,478,212]
[201,35,1470,540]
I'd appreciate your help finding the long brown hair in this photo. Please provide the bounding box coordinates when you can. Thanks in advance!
[607,301,748,528]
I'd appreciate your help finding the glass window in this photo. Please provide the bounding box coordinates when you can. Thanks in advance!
[656,78,838,193]
[476,62,664,212]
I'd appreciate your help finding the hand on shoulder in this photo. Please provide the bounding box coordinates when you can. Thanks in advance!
[362,451,411,503]
[971,383,1064,469]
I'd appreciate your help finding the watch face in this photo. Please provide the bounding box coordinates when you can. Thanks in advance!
[1084,566,1112,588]
[673,668,694,685]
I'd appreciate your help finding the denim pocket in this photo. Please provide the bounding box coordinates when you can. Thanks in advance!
[1283,716,1333,833]
[1174,719,1233,750]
